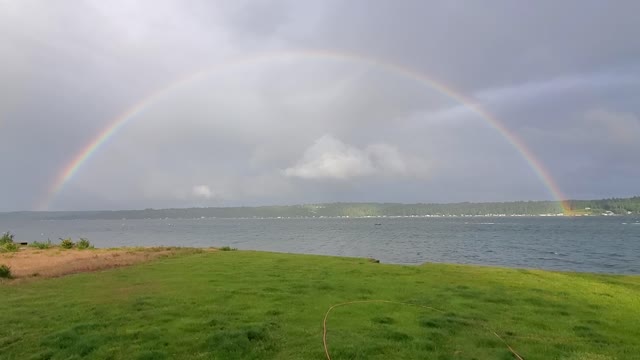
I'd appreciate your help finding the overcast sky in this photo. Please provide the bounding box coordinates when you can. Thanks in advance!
[1,0,639,211]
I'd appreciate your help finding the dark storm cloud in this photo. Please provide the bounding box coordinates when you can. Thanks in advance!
[0,0,638,211]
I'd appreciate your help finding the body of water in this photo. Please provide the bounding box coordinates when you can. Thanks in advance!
[1,216,639,274]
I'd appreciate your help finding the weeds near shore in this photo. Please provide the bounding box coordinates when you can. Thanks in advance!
[0,242,18,253]
[59,238,75,249]
[29,240,53,249]
[0,264,11,279]
[77,238,93,250]
[0,232,18,253]
[0,232,14,245]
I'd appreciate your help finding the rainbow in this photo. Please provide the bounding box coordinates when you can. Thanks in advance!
[38,49,571,213]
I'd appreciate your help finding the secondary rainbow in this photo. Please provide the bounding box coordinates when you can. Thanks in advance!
[38,49,571,213]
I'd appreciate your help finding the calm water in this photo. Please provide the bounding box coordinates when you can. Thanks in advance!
[1,216,639,274]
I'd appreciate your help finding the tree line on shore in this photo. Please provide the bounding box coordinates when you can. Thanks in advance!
[2,196,639,220]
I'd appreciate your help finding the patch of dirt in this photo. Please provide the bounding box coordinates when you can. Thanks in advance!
[0,247,205,280]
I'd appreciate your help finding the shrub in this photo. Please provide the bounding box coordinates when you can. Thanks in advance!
[0,232,14,245]
[29,239,52,249]
[77,238,93,250]
[219,246,238,251]
[0,264,11,279]
[60,238,75,249]
[1,233,19,252]
[0,242,18,253]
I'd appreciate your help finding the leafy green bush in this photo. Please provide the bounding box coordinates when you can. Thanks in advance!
[0,264,11,279]
[0,232,14,245]
[60,238,75,249]
[77,238,93,250]
[0,242,18,253]
[29,240,52,249]
[219,246,238,251]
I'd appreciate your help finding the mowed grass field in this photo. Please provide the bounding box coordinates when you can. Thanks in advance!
[1,250,639,359]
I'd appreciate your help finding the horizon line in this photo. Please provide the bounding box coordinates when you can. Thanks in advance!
[7,195,639,214]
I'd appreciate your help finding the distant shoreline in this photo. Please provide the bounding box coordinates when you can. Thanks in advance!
[33,214,640,221]
[2,196,639,219]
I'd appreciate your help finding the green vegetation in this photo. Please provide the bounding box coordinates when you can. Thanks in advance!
[0,232,18,253]
[29,239,53,249]
[59,238,75,249]
[0,231,14,244]
[1,251,638,359]
[220,246,238,251]
[3,196,639,220]
[574,196,640,214]
[56,237,93,249]
[0,264,11,279]
[76,238,93,250]
[0,242,18,253]
[27,238,92,250]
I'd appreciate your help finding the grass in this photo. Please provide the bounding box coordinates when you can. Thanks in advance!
[0,251,638,359]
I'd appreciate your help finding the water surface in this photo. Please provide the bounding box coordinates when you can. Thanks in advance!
[1,216,638,274]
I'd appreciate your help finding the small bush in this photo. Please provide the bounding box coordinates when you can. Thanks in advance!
[77,238,93,250]
[219,246,237,251]
[0,242,18,253]
[60,238,75,249]
[29,239,53,249]
[0,232,14,245]
[0,264,11,279]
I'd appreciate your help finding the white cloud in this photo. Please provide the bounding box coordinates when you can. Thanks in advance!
[192,185,214,199]
[284,134,428,180]
[284,135,374,179]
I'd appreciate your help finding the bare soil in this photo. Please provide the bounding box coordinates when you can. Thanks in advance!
[0,247,203,280]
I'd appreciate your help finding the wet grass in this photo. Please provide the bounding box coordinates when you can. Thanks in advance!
[0,250,638,359]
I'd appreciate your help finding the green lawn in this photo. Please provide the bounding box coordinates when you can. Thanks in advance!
[1,250,638,359]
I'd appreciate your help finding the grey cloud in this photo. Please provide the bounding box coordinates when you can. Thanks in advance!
[1,0,639,211]
[226,0,292,37]
[582,109,640,147]
[300,1,640,90]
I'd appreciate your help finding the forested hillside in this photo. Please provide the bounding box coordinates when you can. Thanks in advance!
[2,197,639,220]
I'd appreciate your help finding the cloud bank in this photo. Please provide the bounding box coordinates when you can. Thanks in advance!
[0,0,639,210]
